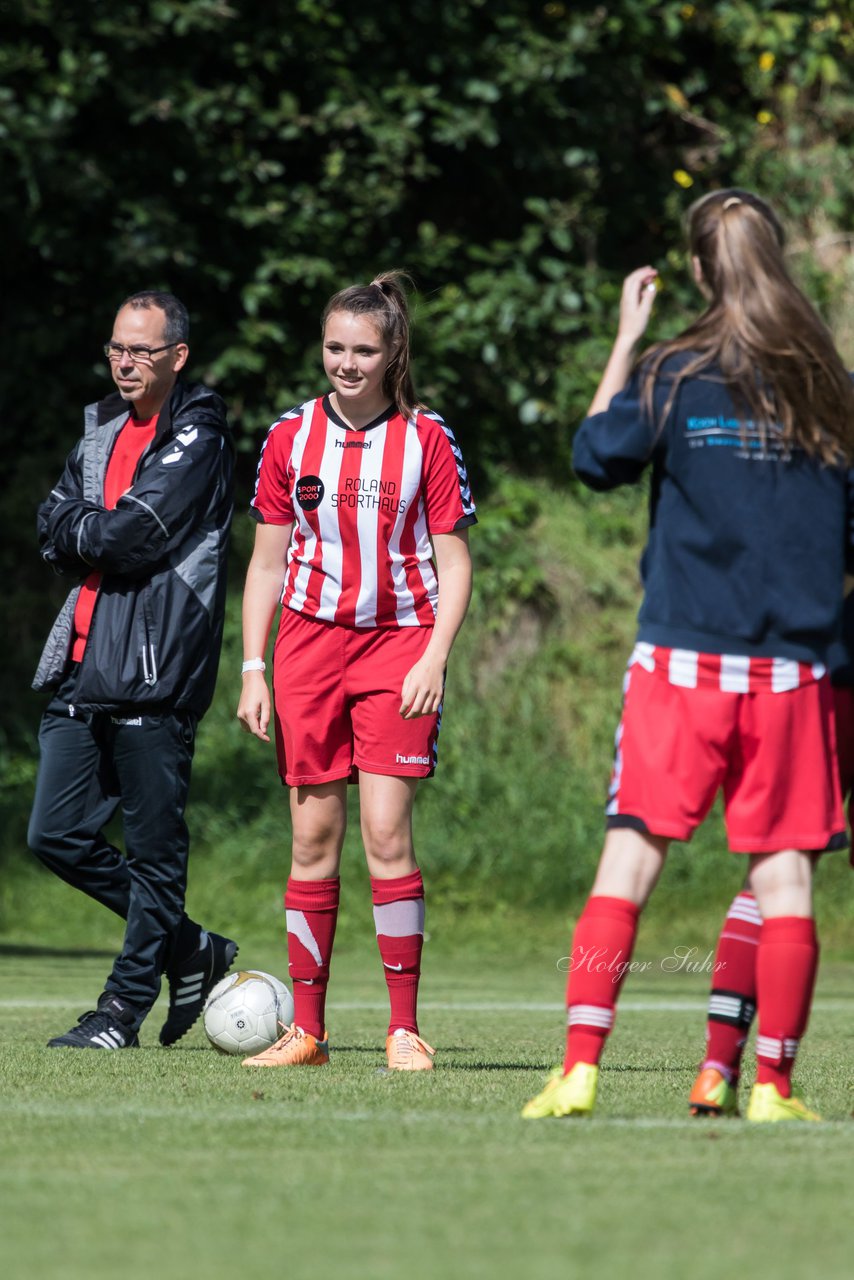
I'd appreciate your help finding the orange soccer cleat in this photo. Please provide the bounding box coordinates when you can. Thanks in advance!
[689,1067,739,1117]
[385,1028,435,1070]
[241,1023,329,1067]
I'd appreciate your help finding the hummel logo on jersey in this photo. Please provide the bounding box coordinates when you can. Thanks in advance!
[110,716,143,726]
[383,962,404,972]
[176,426,198,446]
[335,437,372,449]
[396,753,430,765]
[161,448,184,465]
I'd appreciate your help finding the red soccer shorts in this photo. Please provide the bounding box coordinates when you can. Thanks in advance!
[272,607,440,787]
[606,652,845,853]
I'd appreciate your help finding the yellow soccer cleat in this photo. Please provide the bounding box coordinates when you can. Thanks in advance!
[689,1067,739,1117]
[521,1062,599,1119]
[746,1082,821,1123]
[241,1023,329,1067]
[386,1028,435,1070]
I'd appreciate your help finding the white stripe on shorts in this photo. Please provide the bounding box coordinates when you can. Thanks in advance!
[668,649,698,688]
[719,654,750,693]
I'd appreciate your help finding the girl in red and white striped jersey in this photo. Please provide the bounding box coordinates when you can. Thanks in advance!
[523,189,854,1123]
[237,273,475,1072]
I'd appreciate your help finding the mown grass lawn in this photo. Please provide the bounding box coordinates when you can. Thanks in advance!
[2,935,854,1280]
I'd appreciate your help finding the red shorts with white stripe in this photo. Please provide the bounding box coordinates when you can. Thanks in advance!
[272,607,440,787]
[606,644,846,853]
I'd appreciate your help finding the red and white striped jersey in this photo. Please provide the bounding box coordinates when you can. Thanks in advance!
[628,642,827,693]
[250,395,476,628]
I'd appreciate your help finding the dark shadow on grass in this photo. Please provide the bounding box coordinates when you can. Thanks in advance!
[602,1064,694,1074]
[0,943,116,959]
[439,1061,550,1071]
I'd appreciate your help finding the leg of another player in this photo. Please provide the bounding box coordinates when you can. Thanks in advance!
[359,772,433,1069]
[689,879,761,1117]
[523,828,667,1118]
[745,848,821,1120]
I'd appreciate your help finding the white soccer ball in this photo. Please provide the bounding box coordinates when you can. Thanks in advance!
[203,970,294,1055]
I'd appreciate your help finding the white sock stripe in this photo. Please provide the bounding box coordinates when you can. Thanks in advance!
[708,995,744,1016]
[285,910,323,965]
[725,909,763,929]
[175,993,203,1006]
[372,898,425,939]
[567,1004,614,1029]
[756,1037,800,1061]
[728,895,763,926]
[720,930,760,946]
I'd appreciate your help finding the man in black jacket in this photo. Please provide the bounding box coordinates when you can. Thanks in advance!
[29,290,238,1050]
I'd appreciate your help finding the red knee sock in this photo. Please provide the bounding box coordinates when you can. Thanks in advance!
[284,876,340,1039]
[755,916,818,1098]
[564,895,640,1073]
[702,891,761,1082]
[371,870,424,1036]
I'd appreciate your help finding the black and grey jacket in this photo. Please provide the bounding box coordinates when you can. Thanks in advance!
[33,380,234,717]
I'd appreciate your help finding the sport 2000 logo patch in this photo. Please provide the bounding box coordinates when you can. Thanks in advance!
[295,476,325,510]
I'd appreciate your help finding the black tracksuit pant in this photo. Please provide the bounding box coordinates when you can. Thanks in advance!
[28,679,198,1028]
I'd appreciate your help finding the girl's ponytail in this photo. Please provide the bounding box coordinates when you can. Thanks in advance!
[322,271,419,420]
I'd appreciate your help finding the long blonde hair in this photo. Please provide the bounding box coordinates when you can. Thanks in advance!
[642,189,854,464]
[321,271,420,420]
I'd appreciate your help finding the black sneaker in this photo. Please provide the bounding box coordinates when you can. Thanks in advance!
[47,994,140,1049]
[160,930,239,1046]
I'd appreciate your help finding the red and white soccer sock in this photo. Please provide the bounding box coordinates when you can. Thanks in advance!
[564,895,640,1074]
[371,869,425,1036]
[701,891,761,1083]
[284,876,340,1040]
[755,916,818,1098]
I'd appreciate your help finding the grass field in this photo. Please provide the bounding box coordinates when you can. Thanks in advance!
[2,926,854,1280]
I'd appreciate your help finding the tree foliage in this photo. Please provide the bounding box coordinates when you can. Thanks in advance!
[2,0,853,837]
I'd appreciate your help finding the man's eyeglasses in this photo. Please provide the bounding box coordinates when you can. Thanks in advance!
[104,341,180,365]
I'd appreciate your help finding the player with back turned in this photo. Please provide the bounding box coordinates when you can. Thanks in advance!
[522,190,854,1123]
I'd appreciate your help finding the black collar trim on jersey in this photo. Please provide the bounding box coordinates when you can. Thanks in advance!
[323,393,396,433]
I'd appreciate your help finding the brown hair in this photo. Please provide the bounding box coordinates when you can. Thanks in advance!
[641,189,854,464]
[321,271,419,420]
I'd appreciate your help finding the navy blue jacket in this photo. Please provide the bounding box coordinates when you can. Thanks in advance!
[573,353,853,666]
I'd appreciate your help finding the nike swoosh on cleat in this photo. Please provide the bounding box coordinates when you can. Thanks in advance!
[383,962,404,971]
